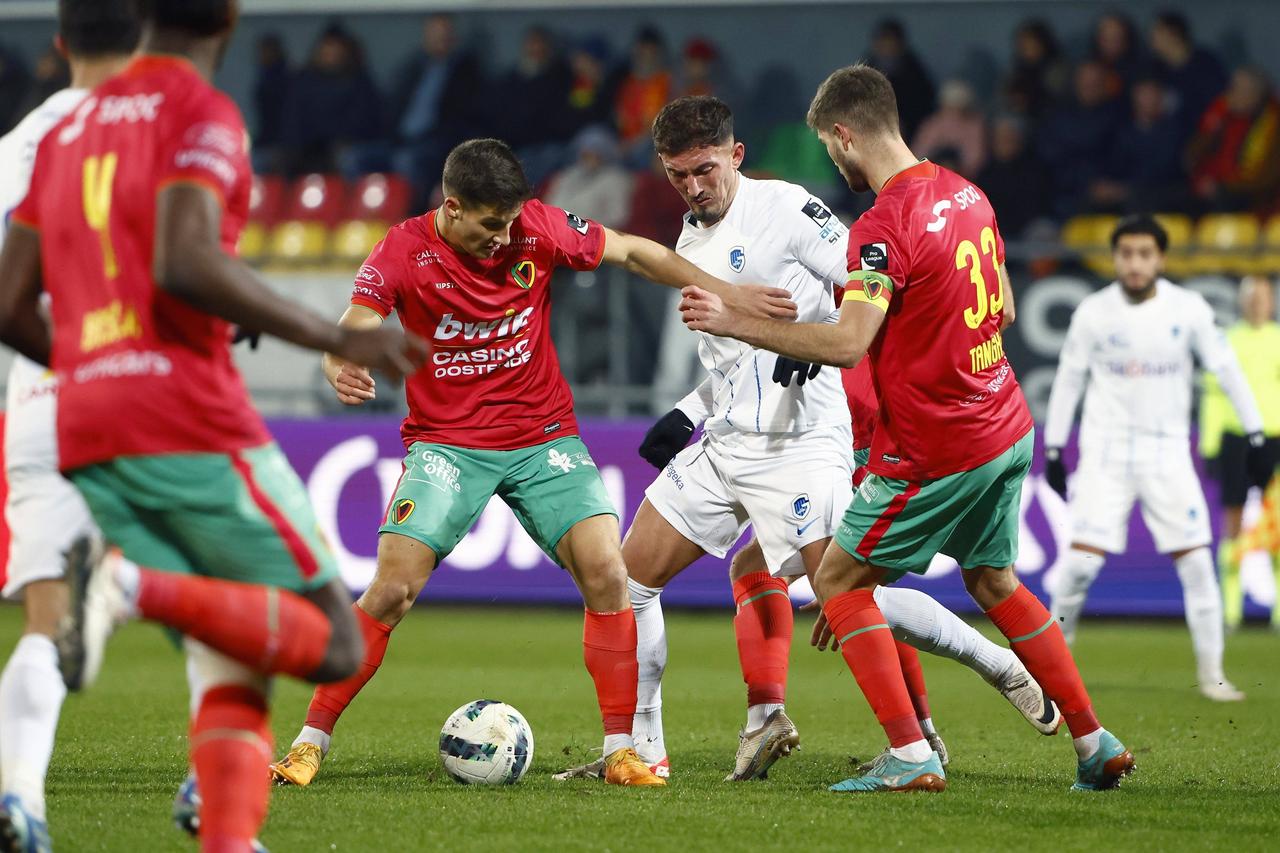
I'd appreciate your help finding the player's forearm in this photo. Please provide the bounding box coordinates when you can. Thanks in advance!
[0,225,52,365]
[623,237,730,295]
[733,318,864,368]
[1043,370,1086,448]
[0,309,51,366]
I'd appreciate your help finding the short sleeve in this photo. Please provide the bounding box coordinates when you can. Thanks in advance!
[536,200,606,271]
[349,231,405,317]
[157,94,250,207]
[844,202,908,313]
[7,138,49,232]
[786,189,849,284]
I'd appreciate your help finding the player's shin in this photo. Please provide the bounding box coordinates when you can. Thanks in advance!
[1174,548,1230,687]
[1048,549,1105,644]
[627,578,666,765]
[876,585,1014,684]
[1216,538,1244,630]
[0,634,65,820]
[190,685,272,853]
[299,604,394,750]
[584,608,639,756]
[732,572,792,730]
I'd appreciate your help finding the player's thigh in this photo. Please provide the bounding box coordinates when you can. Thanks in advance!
[378,442,505,563]
[942,430,1035,570]
[67,463,198,576]
[1137,456,1211,553]
[1067,453,1136,553]
[641,439,749,565]
[622,499,707,588]
[4,469,101,602]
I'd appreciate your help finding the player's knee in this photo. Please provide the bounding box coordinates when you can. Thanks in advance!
[185,639,269,699]
[962,565,1019,607]
[579,556,628,603]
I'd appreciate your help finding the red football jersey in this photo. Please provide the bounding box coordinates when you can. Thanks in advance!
[12,56,268,470]
[351,199,605,451]
[844,161,1032,480]
[841,359,879,452]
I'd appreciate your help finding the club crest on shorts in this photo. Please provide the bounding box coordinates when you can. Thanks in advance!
[510,259,536,289]
[791,494,811,519]
[392,499,415,524]
[729,246,746,273]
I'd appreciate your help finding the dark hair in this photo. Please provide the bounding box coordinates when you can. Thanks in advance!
[1111,214,1169,252]
[1154,11,1190,44]
[874,18,905,42]
[1017,19,1061,60]
[652,96,734,155]
[807,63,900,136]
[441,139,532,210]
[132,0,235,37]
[59,0,139,57]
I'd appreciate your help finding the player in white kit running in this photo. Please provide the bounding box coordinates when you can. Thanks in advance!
[1043,215,1269,703]
[0,4,138,846]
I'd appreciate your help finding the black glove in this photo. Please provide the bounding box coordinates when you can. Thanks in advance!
[1044,447,1068,499]
[232,326,261,350]
[1245,432,1275,490]
[638,409,695,469]
[772,356,821,388]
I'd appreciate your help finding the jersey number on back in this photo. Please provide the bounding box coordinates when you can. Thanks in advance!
[955,225,1003,329]
[82,153,119,280]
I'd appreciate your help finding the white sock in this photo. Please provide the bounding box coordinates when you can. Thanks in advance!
[1073,728,1102,760]
[294,725,331,755]
[889,739,933,764]
[628,578,666,762]
[746,703,784,731]
[1174,548,1226,685]
[0,634,66,820]
[602,733,636,757]
[919,717,937,737]
[875,585,1014,684]
[112,554,141,611]
[1049,549,1105,644]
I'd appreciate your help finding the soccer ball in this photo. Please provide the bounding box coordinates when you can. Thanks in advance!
[438,700,534,785]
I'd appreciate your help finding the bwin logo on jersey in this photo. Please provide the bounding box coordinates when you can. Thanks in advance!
[729,246,746,273]
[791,494,811,519]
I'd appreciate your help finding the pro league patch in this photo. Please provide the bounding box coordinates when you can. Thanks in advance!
[860,242,888,271]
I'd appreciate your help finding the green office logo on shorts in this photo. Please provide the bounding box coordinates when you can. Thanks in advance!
[392,499,416,524]
[548,447,597,475]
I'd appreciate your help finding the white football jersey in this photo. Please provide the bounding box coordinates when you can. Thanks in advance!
[1045,278,1262,465]
[0,89,88,475]
[675,175,850,435]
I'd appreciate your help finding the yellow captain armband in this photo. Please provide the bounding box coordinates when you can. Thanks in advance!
[845,270,895,312]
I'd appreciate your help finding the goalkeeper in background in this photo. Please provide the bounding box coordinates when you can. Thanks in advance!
[1200,274,1280,628]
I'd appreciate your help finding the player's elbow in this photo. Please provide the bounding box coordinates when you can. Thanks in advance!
[830,339,867,369]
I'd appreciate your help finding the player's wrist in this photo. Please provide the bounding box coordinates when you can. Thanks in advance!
[1246,431,1266,449]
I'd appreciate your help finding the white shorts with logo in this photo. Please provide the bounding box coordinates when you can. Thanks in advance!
[1068,448,1210,554]
[644,425,854,577]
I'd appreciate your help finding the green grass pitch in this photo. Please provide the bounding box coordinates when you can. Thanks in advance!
[14,605,1278,851]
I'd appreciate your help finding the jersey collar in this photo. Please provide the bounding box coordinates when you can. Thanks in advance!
[880,159,937,194]
[123,54,201,79]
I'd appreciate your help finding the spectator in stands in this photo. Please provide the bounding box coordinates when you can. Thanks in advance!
[1150,10,1228,141]
[1004,19,1068,120]
[976,115,1052,238]
[1036,59,1125,216]
[544,127,634,229]
[283,23,385,178]
[1187,66,1280,213]
[251,34,291,175]
[1090,77,1187,213]
[499,26,574,186]
[15,46,68,118]
[391,13,486,208]
[863,18,935,141]
[615,26,673,160]
[563,36,618,139]
[1091,12,1143,103]
[0,45,31,134]
[913,79,987,178]
[678,37,737,103]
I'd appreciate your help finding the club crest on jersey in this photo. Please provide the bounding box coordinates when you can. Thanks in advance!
[729,246,746,273]
[392,499,415,524]
[860,243,888,271]
[791,494,811,519]
[510,259,537,289]
[565,211,590,235]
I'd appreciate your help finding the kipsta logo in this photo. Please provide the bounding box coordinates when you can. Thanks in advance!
[729,246,746,273]
[510,259,537,289]
[791,494,811,519]
[392,499,415,524]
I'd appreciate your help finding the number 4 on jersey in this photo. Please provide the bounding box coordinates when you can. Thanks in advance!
[82,153,119,279]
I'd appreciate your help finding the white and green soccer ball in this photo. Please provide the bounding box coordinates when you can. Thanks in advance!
[438,700,534,785]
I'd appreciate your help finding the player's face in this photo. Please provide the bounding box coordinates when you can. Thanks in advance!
[659,141,744,225]
[1113,234,1163,296]
[445,199,524,259]
[817,127,870,193]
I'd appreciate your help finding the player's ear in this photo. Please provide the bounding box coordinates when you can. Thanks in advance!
[730,141,745,169]
[442,196,463,220]
[53,34,67,60]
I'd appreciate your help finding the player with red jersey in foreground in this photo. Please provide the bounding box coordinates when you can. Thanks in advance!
[268,138,795,789]
[0,1,427,848]
[680,64,1133,793]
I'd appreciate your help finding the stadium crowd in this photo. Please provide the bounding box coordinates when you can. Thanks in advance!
[1,10,1277,238]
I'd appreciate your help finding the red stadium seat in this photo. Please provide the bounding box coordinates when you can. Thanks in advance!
[249,175,286,227]
[285,173,347,226]
[348,173,412,222]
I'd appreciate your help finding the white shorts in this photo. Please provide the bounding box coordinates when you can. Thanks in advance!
[3,469,99,600]
[644,425,854,577]
[1068,451,1210,554]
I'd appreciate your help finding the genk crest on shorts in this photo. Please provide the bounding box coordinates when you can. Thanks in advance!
[791,494,811,519]
[729,245,746,273]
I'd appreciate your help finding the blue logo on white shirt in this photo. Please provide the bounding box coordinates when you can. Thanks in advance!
[729,246,746,273]
[791,494,810,519]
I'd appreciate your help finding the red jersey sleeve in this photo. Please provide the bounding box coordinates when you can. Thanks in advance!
[350,228,408,317]
[533,199,606,271]
[8,138,49,230]
[157,93,249,207]
[844,199,908,313]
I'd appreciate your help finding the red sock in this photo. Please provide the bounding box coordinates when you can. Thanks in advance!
[732,572,793,707]
[136,569,331,679]
[986,585,1100,738]
[895,640,931,722]
[583,608,638,736]
[305,604,394,734]
[823,590,923,748]
[190,685,272,853]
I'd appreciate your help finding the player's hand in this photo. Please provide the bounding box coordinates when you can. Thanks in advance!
[680,286,735,336]
[722,284,798,322]
[638,409,695,469]
[773,356,820,388]
[1044,447,1068,499]
[1245,432,1275,490]
[332,363,376,406]
[804,604,839,653]
[333,326,429,384]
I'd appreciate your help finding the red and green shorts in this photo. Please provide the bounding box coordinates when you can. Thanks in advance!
[833,430,1034,581]
[69,443,338,593]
